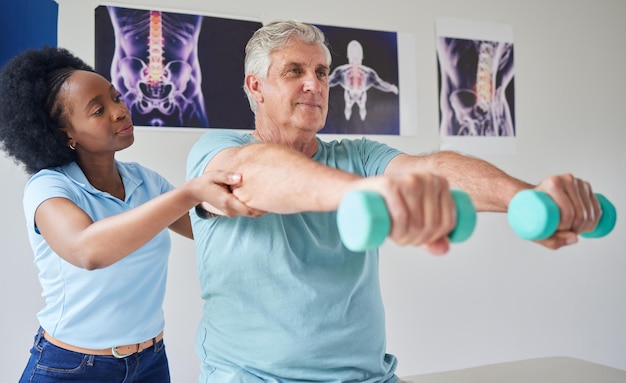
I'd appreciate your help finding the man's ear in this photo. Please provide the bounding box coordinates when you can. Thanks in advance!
[245,73,263,104]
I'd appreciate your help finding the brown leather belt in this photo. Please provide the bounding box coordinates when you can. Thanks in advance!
[43,330,164,358]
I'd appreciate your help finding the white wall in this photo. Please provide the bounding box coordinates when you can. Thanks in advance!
[2,0,625,381]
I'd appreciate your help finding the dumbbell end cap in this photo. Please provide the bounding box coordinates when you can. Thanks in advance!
[508,190,560,240]
[449,189,477,243]
[581,193,617,238]
[337,191,391,252]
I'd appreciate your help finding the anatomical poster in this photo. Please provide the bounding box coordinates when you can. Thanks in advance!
[316,24,400,135]
[316,23,417,136]
[95,5,261,130]
[437,17,516,155]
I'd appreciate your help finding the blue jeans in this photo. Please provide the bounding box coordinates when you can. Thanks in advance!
[19,328,170,383]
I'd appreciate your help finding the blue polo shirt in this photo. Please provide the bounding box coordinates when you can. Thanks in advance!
[23,161,174,349]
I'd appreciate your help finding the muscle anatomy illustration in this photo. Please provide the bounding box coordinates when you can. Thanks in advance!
[329,40,399,121]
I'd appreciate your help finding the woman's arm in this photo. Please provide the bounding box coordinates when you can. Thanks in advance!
[36,171,256,270]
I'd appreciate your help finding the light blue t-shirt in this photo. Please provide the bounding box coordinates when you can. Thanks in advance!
[187,130,403,383]
[23,161,174,349]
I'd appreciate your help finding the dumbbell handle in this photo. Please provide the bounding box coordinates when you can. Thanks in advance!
[337,189,477,252]
[507,190,617,240]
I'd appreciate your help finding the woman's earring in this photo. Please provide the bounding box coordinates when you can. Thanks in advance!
[69,143,76,150]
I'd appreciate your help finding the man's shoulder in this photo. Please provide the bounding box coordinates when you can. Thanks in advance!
[195,129,250,146]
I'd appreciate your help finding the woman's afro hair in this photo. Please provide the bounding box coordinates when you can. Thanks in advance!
[0,46,95,174]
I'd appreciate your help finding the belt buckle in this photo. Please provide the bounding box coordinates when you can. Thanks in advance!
[112,343,139,358]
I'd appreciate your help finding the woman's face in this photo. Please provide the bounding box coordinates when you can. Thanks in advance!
[61,70,135,156]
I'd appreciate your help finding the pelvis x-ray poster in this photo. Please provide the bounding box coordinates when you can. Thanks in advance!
[437,18,516,155]
[95,5,261,130]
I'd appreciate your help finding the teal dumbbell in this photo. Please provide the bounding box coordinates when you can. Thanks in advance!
[337,189,477,252]
[507,190,617,240]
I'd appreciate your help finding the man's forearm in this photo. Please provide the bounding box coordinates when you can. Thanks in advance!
[207,143,360,214]
[387,151,533,212]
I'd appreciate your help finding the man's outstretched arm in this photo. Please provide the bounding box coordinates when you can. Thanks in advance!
[385,151,602,250]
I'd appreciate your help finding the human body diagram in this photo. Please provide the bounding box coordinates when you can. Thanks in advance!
[329,40,399,121]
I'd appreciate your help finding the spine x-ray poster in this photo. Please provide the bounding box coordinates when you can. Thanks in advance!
[437,17,516,155]
[95,5,261,130]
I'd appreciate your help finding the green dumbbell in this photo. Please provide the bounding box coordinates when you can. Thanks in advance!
[337,189,477,252]
[507,190,617,240]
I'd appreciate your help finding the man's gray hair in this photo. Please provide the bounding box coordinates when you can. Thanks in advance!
[243,20,332,113]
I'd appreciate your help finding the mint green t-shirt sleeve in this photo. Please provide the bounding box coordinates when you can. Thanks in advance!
[357,137,403,176]
[317,137,403,177]
[186,130,249,181]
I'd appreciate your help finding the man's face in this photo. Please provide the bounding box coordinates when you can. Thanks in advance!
[256,39,330,135]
